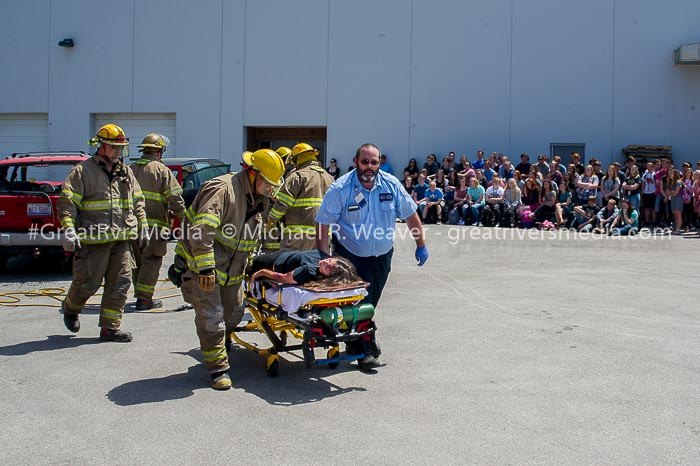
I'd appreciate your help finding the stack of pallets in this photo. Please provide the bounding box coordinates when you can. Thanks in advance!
[621,145,672,163]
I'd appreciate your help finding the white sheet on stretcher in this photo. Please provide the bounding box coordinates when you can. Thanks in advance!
[260,285,367,313]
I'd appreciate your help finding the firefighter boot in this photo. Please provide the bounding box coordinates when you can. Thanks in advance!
[63,312,80,333]
[210,371,232,391]
[135,298,163,311]
[99,328,133,343]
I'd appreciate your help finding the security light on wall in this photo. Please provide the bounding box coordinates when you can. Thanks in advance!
[58,38,74,48]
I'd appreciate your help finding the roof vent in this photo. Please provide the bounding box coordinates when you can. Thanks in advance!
[674,42,700,65]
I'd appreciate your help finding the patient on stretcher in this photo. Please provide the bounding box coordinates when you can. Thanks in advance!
[250,249,366,292]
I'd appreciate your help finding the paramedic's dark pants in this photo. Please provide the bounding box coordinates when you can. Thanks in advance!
[333,241,393,307]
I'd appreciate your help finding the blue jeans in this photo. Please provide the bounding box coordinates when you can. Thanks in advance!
[463,204,484,224]
[626,193,640,211]
[612,225,637,236]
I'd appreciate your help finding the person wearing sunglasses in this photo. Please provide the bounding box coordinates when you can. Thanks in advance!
[316,143,429,371]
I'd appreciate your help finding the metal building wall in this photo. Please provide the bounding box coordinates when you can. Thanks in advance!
[0,0,699,169]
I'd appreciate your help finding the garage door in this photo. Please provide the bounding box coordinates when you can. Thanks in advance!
[94,113,176,157]
[0,113,49,157]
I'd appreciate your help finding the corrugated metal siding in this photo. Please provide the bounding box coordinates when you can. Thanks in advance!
[0,114,49,157]
[94,113,176,157]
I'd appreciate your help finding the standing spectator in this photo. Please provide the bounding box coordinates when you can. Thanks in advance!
[600,165,621,205]
[665,168,684,233]
[613,162,627,186]
[130,133,186,311]
[576,165,599,205]
[403,158,419,184]
[610,198,639,236]
[326,158,341,180]
[59,124,147,342]
[621,165,641,212]
[465,177,486,225]
[692,170,700,230]
[640,162,657,227]
[681,163,694,229]
[423,153,439,177]
[571,152,585,175]
[536,154,550,177]
[316,143,428,370]
[472,150,485,169]
[654,159,670,227]
[268,142,334,251]
[515,153,531,176]
[379,154,394,176]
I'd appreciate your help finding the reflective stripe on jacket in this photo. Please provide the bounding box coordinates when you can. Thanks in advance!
[130,155,186,231]
[58,155,147,244]
[175,172,268,286]
[269,161,333,234]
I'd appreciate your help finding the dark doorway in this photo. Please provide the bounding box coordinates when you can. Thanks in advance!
[550,143,586,167]
[246,127,328,165]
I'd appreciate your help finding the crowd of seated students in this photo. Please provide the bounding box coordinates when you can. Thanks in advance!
[399,150,700,235]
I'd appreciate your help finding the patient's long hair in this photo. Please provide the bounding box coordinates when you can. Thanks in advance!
[302,256,368,292]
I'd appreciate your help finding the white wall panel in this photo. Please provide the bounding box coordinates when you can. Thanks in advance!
[219,0,247,166]
[244,0,328,126]
[133,0,223,158]
[48,0,135,152]
[0,114,49,156]
[614,0,700,162]
[511,0,614,164]
[0,0,50,113]
[410,0,511,164]
[327,0,411,168]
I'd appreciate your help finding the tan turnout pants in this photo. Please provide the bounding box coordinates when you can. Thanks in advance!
[131,238,168,300]
[63,241,131,329]
[180,269,245,375]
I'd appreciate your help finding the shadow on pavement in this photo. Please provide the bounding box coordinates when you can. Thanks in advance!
[229,347,368,406]
[107,350,208,406]
[106,347,368,407]
[0,334,100,355]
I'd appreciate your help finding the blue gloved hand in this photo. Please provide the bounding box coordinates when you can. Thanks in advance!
[415,245,429,267]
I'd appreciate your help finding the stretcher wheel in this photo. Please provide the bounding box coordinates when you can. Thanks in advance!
[327,346,340,369]
[265,354,279,377]
[301,337,315,369]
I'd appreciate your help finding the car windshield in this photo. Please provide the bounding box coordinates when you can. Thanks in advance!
[0,162,77,191]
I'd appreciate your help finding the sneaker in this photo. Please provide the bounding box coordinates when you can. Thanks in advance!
[358,354,381,372]
[99,328,133,343]
[63,311,80,333]
[135,298,163,311]
[210,371,232,390]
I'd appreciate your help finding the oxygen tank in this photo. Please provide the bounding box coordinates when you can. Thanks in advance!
[318,303,375,326]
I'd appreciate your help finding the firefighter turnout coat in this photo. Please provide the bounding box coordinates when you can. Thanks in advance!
[57,155,147,329]
[129,154,186,300]
[268,160,333,250]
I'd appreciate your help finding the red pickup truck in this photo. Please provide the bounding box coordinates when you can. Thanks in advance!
[0,151,89,270]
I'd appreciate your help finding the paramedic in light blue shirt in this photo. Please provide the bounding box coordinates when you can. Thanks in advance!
[316,143,428,369]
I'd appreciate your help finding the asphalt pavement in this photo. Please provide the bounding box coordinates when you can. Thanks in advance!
[0,225,698,465]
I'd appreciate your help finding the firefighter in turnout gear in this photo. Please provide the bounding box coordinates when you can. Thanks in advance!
[130,133,186,310]
[260,146,293,253]
[175,149,284,390]
[58,123,147,342]
[267,142,333,250]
